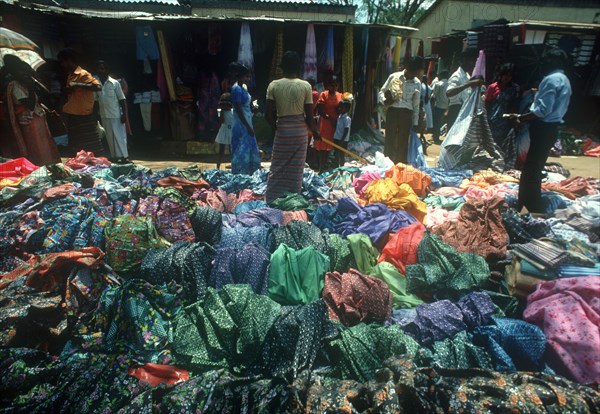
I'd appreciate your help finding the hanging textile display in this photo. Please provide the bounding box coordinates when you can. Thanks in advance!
[302,24,317,81]
[342,25,354,94]
[386,36,395,73]
[361,28,369,94]
[237,22,255,86]
[393,36,402,70]
[417,40,424,58]
[320,25,335,73]
[403,38,412,65]
[472,50,486,81]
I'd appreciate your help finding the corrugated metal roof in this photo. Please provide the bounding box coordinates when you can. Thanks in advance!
[509,20,600,30]
[98,0,181,4]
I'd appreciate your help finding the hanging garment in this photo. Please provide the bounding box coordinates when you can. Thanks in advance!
[302,24,317,81]
[320,25,335,73]
[322,268,393,326]
[237,22,255,86]
[416,40,424,58]
[269,28,284,82]
[342,25,354,93]
[439,87,505,172]
[392,36,402,70]
[403,38,412,64]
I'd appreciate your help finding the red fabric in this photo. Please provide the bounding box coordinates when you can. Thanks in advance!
[542,177,599,200]
[0,157,39,180]
[65,150,111,170]
[485,82,501,103]
[524,277,600,384]
[0,247,105,291]
[322,268,393,326]
[582,138,600,157]
[128,363,190,386]
[378,222,425,275]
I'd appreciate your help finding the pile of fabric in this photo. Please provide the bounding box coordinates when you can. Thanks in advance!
[0,152,599,413]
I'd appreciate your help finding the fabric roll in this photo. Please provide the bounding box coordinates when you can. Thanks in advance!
[302,24,317,81]
[392,36,402,70]
[342,25,354,93]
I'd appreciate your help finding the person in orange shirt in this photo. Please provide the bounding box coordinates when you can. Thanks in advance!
[57,48,103,156]
[316,75,342,172]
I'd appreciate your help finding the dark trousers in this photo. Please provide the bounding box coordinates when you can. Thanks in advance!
[432,106,446,142]
[518,120,559,213]
[384,107,412,164]
[446,105,461,132]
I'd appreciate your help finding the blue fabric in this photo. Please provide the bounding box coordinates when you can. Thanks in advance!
[557,263,600,278]
[209,243,270,294]
[234,201,268,215]
[311,204,339,232]
[419,167,473,189]
[136,26,160,60]
[530,70,572,123]
[331,198,417,250]
[302,169,330,200]
[541,191,569,216]
[408,129,428,169]
[231,84,260,175]
[218,225,273,252]
[228,207,283,228]
[457,291,496,329]
[472,317,546,372]
[404,300,467,346]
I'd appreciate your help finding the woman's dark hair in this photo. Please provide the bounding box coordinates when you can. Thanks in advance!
[495,62,515,82]
[229,62,250,79]
[407,56,424,72]
[541,47,569,71]
[57,48,79,63]
[280,51,301,75]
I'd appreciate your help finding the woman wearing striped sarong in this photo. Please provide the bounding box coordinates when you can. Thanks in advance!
[265,51,320,203]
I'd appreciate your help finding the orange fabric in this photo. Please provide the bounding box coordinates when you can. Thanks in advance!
[0,247,105,291]
[42,183,78,200]
[128,363,190,386]
[385,162,432,198]
[361,178,427,223]
[378,221,425,275]
[459,169,519,189]
[156,176,210,196]
[62,67,100,115]
[316,90,342,151]
[542,177,598,200]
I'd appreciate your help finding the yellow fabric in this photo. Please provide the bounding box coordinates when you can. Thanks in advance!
[392,36,402,70]
[0,177,24,188]
[342,25,353,94]
[460,169,520,188]
[362,178,427,223]
[266,78,313,117]
[63,66,100,116]
[385,162,432,198]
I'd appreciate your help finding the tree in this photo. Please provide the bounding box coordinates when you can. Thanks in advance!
[361,0,427,25]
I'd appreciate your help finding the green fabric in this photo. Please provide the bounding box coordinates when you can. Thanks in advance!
[347,233,380,274]
[104,214,170,275]
[423,194,465,211]
[406,233,489,298]
[328,323,421,382]
[153,187,197,215]
[268,244,329,305]
[431,331,493,370]
[173,285,281,373]
[269,193,311,212]
[367,262,424,309]
[70,279,182,362]
[92,168,116,182]
[179,165,204,181]
[326,233,356,272]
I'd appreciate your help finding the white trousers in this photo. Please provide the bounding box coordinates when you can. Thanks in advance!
[101,117,129,158]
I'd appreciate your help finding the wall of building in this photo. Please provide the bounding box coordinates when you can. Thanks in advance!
[416,0,600,55]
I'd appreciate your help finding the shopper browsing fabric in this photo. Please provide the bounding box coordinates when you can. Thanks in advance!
[431,70,449,144]
[316,75,343,172]
[506,47,572,216]
[95,61,130,164]
[378,56,423,164]
[0,55,61,165]
[229,62,260,175]
[265,51,319,203]
[334,100,352,167]
[57,48,103,156]
[485,63,520,159]
[215,93,233,170]
[446,48,482,131]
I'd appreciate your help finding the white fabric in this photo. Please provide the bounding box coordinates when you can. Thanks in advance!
[447,66,470,107]
[102,117,128,158]
[140,102,152,132]
[215,109,233,145]
[303,24,317,81]
[96,77,125,119]
[432,78,449,109]
[334,113,351,141]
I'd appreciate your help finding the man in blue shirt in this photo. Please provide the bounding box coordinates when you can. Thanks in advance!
[506,47,572,215]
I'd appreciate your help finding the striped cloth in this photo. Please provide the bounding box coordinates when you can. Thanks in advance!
[68,114,104,156]
[266,115,308,203]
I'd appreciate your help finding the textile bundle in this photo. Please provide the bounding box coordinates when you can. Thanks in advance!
[0,150,599,413]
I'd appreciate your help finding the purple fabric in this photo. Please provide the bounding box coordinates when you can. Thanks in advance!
[209,242,270,294]
[228,207,284,228]
[333,198,417,250]
[405,300,467,346]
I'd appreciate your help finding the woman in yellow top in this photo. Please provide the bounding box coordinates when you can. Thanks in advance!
[265,51,320,203]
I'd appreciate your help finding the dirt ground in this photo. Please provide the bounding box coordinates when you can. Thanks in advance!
[125,139,600,179]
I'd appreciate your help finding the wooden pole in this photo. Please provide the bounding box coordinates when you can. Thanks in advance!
[157,30,176,102]
[320,138,370,165]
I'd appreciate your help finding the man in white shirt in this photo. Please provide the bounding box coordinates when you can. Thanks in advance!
[431,70,449,144]
[446,48,483,130]
[96,61,130,163]
[378,56,423,164]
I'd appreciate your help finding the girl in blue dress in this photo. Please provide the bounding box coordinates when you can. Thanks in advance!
[229,62,261,175]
